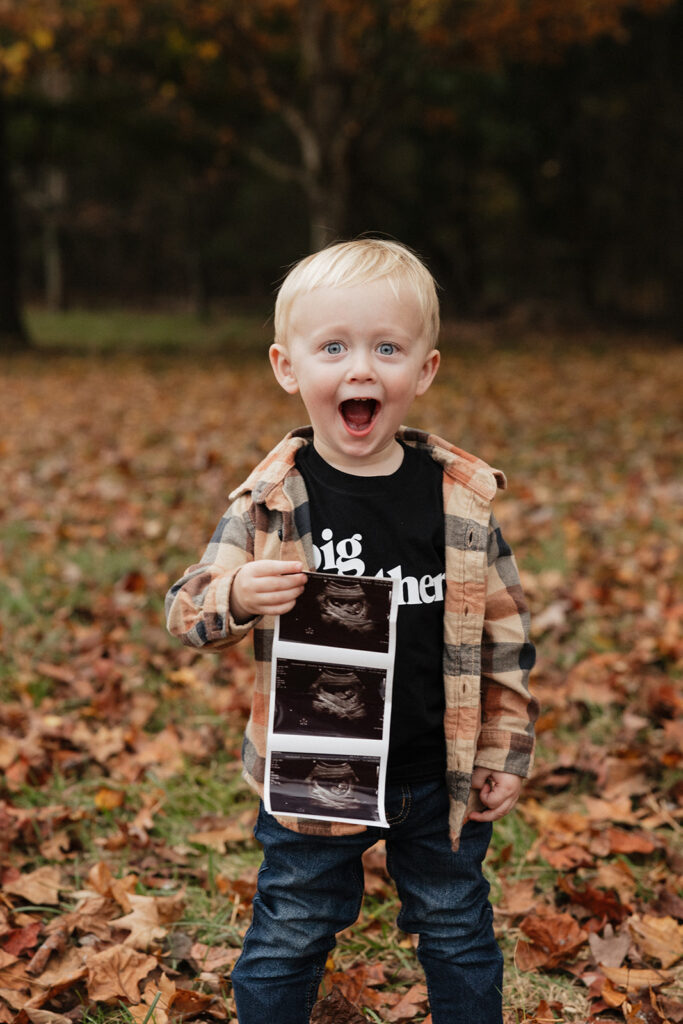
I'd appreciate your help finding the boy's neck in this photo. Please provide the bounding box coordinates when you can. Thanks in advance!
[312,437,405,477]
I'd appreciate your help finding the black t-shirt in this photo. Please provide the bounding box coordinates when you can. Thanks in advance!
[295,441,446,781]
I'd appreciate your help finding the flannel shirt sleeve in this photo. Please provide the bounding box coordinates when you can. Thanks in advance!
[165,493,258,649]
[475,513,538,777]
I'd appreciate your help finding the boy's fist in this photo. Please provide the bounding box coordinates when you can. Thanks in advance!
[468,768,523,823]
[231,560,307,623]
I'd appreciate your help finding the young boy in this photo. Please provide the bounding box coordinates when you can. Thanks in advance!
[165,239,537,1024]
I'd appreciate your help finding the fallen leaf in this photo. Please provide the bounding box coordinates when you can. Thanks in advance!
[0,738,19,771]
[558,874,629,923]
[218,868,257,904]
[593,860,637,904]
[538,841,593,870]
[24,1012,73,1024]
[325,964,387,1012]
[362,843,390,896]
[94,788,125,811]
[605,827,657,855]
[384,982,429,1022]
[588,923,631,967]
[133,727,184,778]
[659,994,683,1023]
[188,942,241,973]
[311,986,366,1023]
[3,867,61,906]
[110,894,167,949]
[1,922,42,957]
[628,914,683,968]
[0,961,32,1008]
[533,600,570,633]
[188,826,249,849]
[127,972,175,1024]
[39,830,71,862]
[87,861,115,896]
[600,964,674,992]
[515,912,588,971]
[582,795,639,825]
[516,1000,564,1023]
[154,890,186,925]
[498,878,537,917]
[51,895,115,941]
[85,945,157,1002]
[129,789,164,840]
[623,987,672,1024]
[172,987,227,1014]
[600,975,628,1008]
[27,946,88,998]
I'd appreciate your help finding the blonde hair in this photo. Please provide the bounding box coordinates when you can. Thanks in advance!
[274,238,440,348]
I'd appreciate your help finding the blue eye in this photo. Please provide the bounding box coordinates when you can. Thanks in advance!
[378,342,396,355]
[324,341,343,355]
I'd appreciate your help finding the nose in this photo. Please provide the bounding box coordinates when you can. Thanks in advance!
[346,347,376,382]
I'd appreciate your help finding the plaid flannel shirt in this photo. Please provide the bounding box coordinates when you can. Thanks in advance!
[165,426,537,850]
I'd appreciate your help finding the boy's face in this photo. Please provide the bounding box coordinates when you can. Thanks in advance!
[270,278,440,475]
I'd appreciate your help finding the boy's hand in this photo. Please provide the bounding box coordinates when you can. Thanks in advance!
[231,560,307,623]
[468,768,523,823]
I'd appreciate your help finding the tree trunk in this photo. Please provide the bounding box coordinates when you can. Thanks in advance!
[307,162,348,251]
[298,0,351,250]
[186,178,211,320]
[243,2,353,251]
[0,93,30,352]
[43,216,64,311]
[43,166,67,311]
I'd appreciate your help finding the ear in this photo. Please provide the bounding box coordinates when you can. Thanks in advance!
[415,348,441,396]
[269,343,300,394]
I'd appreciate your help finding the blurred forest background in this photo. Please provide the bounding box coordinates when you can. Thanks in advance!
[1,0,683,350]
[1,3,683,1022]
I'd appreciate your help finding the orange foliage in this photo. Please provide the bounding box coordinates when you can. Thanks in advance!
[2,0,677,86]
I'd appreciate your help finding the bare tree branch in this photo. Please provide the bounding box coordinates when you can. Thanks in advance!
[241,142,306,186]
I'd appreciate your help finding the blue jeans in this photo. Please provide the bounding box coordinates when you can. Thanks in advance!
[231,778,503,1024]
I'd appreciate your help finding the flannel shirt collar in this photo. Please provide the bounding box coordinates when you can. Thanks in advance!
[229,425,505,509]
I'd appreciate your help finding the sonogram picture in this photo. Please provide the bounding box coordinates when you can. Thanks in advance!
[265,572,398,826]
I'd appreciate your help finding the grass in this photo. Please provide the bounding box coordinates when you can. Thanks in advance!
[1,314,682,1021]
[24,306,272,357]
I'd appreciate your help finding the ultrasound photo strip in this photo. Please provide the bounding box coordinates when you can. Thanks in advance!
[268,752,382,822]
[265,572,398,828]
[273,661,386,741]
[278,573,394,654]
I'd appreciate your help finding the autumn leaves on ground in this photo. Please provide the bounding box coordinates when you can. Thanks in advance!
[1,327,681,1023]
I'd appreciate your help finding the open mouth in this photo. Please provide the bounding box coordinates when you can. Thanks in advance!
[340,398,379,436]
